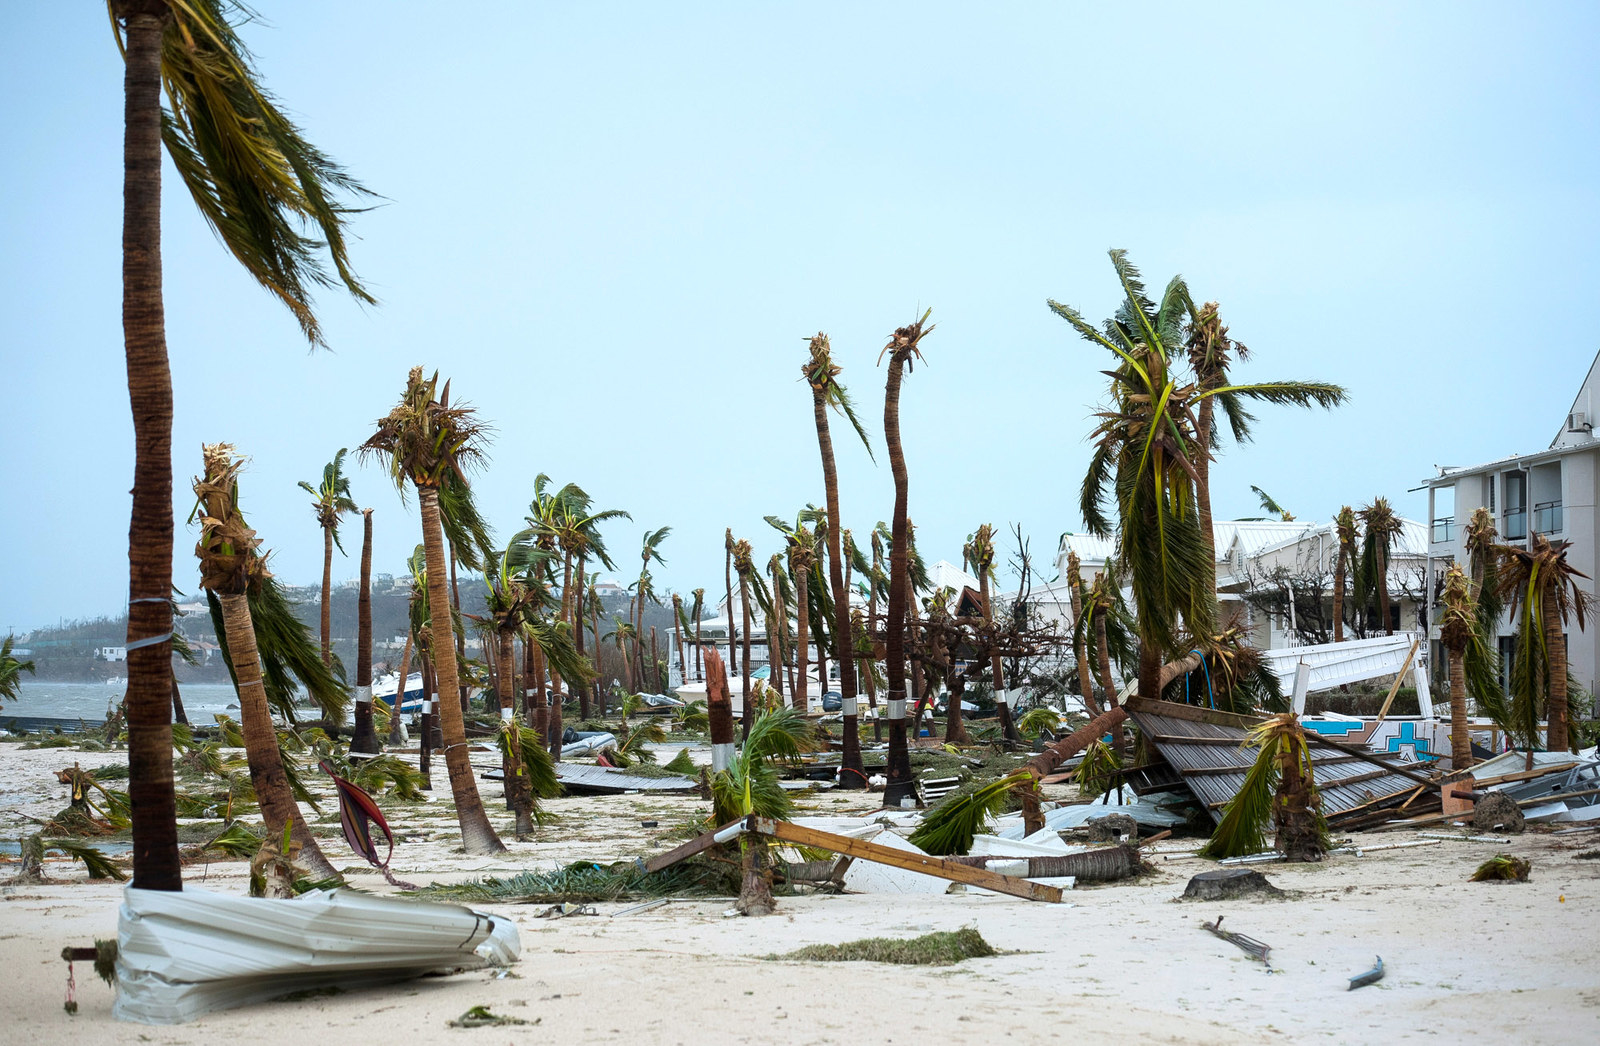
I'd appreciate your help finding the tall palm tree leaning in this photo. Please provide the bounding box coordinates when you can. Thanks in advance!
[1053,252,1213,705]
[1357,498,1403,635]
[1495,533,1590,755]
[192,444,340,880]
[804,332,874,787]
[111,0,373,892]
[362,369,505,854]
[298,448,359,669]
[1183,301,1345,593]
[1332,506,1357,643]
[879,312,933,806]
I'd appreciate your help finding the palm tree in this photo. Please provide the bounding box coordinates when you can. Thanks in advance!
[604,618,637,692]
[192,444,340,880]
[361,368,504,855]
[1357,498,1403,635]
[1439,564,1478,770]
[711,705,820,915]
[111,0,373,892]
[1054,253,1212,703]
[880,312,932,806]
[298,449,359,669]
[1495,534,1591,754]
[0,635,36,704]
[1064,551,1100,717]
[349,508,381,757]
[1332,506,1357,643]
[733,538,757,737]
[1184,301,1344,585]
[630,528,670,686]
[762,555,791,703]
[724,529,738,677]
[964,523,1020,744]
[690,588,706,681]
[803,332,874,786]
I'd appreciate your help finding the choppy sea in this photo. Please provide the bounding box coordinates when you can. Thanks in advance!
[3,680,243,724]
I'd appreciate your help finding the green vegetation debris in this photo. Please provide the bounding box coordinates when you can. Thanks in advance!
[1470,853,1531,882]
[768,927,997,966]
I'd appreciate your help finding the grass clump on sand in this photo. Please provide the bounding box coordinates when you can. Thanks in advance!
[768,927,996,966]
[1470,854,1531,882]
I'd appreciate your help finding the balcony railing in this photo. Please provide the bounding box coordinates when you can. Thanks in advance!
[1431,517,1455,543]
[1534,500,1564,534]
[1504,508,1527,541]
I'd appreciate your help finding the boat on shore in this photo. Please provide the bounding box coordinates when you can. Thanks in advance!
[372,672,424,716]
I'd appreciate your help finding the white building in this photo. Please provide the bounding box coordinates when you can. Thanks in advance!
[98,646,127,662]
[1423,349,1600,697]
[1052,517,1429,654]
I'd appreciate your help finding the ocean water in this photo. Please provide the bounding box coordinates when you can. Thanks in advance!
[4,680,244,723]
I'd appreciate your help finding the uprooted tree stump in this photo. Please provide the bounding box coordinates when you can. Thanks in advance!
[1086,814,1139,844]
[1182,868,1283,901]
[10,834,48,885]
[1472,792,1524,834]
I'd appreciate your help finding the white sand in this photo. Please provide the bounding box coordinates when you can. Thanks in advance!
[3,742,1599,1044]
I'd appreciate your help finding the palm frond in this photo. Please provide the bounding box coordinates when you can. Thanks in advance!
[908,772,1027,856]
[145,0,377,347]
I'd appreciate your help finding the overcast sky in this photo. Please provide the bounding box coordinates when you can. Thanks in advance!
[4,2,1597,633]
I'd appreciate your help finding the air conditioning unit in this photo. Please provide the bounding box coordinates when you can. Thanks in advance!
[1568,411,1590,433]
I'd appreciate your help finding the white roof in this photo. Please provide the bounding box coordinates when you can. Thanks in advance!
[1250,518,1428,560]
[1056,533,1117,566]
[927,559,981,594]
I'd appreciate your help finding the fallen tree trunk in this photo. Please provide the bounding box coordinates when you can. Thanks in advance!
[1022,653,1203,780]
[942,844,1141,883]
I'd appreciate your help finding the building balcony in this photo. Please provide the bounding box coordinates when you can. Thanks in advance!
[1504,508,1527,541]
[1534,500,1564,535]
[1431,517,1455,543]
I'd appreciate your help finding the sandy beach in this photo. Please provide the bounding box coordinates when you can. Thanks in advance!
[3,742,1599,1045]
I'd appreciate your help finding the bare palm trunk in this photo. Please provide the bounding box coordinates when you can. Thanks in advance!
[389,630,414,748]
[419,487,505,853]
[122,6,181,892]
[170,676,188,725]
[498,629,534,836]
[1067,563,1100,717]
[1545,594,1570,751]
[725,535,738,677]
[418,653,433,788]
[979,570,1019,744]
[1195,396,1217,603]
[1448,644,1473,770]
[218,593,340,880]
[351,509,379,756]
[796,570,811,714]
[1377,548,1392,636]
[572,558,591,720]
[1096,602,1127,762]
[543,641,563,762]
[739,572,754,739]
[1333,545,1347,644]
[319,524,334,667]
[882,348,914,807]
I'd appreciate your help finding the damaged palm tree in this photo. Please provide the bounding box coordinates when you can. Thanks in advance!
[1200,713,1329,862]
[361,368,505,855]
[192,444,341,881]
[804,332,873,787]
[711,705,819,915]
[1439,564,1483,770]
[880,311,933,807]
[1495,533,1591,757]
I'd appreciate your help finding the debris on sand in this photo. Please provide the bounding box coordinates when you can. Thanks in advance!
[767,927,996,966]
[1470,853,1531,882]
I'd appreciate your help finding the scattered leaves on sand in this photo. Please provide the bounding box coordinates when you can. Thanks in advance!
[767,927,997,966]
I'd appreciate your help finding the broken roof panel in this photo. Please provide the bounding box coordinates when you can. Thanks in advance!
[1126,698,1429,825]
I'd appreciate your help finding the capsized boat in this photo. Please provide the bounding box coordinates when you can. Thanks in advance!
[371,671,423,716]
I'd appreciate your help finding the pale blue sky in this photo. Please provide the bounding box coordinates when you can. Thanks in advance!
[3,2,1597,631]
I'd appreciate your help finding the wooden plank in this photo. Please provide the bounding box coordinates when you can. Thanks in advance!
[1373,637,1421,726]
[641,820,737,873]
[1470,764,1579,788]
[748,818,1064,903]
[1126,698,1263,731]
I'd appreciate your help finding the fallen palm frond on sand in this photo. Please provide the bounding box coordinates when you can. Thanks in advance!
[767,927,997,966]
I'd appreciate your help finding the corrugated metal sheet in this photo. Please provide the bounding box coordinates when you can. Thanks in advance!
[552,762,698,794]
[1127,698,1428,825]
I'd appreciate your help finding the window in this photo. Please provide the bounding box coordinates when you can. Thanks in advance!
[1504,471,1527,540]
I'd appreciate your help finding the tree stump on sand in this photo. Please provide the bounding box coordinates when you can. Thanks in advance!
[1472,792,1524,834]
[11,834,48,884]
[1182,868,1283,901]
[1086,813,1139,844]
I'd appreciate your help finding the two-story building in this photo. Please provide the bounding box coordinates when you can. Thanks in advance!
[1423,350,1600,699]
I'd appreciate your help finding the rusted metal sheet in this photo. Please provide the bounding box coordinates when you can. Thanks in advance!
[1125,698,1428,825]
